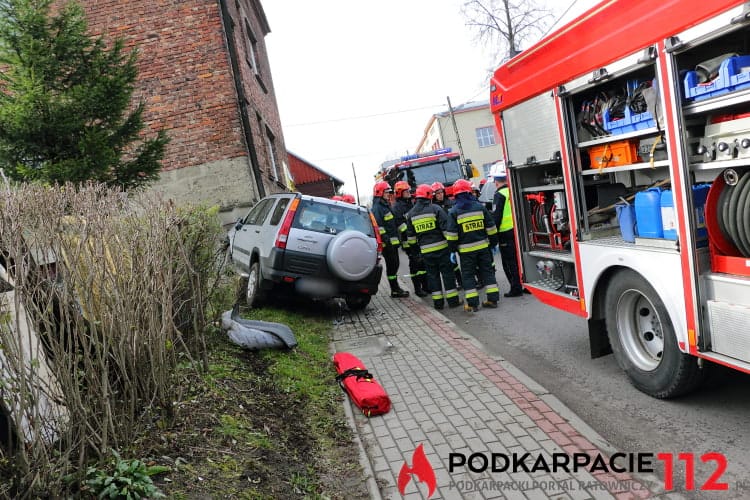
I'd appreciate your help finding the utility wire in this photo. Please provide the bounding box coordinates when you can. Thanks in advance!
[541,0,580,38]
[286,104,445,127]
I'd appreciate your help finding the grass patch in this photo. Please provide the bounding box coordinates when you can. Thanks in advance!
[143,302,369,499]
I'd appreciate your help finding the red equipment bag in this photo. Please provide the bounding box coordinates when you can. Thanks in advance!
[333,352,391,417]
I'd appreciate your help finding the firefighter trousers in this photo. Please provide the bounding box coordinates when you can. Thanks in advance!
[459,248,499,307]
[382,245,403,292]
[404,246,428,294]
[423,248,461,309]
[498,230,522,294]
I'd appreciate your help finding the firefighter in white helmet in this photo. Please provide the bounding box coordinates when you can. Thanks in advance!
[491,161,528,297]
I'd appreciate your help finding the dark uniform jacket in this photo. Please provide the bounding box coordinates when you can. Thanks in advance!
[446,195,499,253]
[371,197,400,248]
[405,199,450,254]
[391,198,414,247]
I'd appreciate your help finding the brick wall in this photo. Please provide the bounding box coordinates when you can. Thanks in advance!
[77,0,290,217]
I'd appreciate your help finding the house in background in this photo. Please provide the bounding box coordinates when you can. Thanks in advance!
[78,0,291,223]
[416,101,504,179]
[287,152,344,198]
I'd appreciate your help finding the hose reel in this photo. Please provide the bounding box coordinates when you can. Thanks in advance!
[706,167,750,257]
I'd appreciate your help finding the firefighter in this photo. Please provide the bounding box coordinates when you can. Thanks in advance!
[446,179,500,312]
[405,184,461,309]
[371,181,410,298]
[431,182,461,288]
[431,182,453,210]
[392,180,428,297]
[491,162,527,297]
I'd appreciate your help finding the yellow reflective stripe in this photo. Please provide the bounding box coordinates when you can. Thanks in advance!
[379,227,386,234]
[456,213,484,224]
[416,270,427,276]
[407,236,417,244]
[458,240,489,253]
[465,290,479,299]
[445,232,458,241]
[445,290,459,298]
[412,213,437,222]
[486,227,498,236]
[398,222,407,233]
[431,292,444,299]
[486,286,499,294]
[390,237,400,245]
[421,242,448,253]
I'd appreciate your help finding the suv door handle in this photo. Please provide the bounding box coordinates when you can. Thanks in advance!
[298,236,318,243]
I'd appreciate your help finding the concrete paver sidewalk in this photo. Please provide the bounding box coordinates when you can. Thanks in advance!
[332,289,678,500]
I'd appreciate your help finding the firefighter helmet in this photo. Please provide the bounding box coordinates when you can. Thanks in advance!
[480,178,487,186]
[452,179,473,195]
[394,180,411,197]
[341,194,355,204]
[415,184,433,199]
[373,181,392,197]
[431,182,445,192]
[331,195,344,201]
[491,160,507,180]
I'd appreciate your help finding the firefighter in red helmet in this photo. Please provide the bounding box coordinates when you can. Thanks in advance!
[341,193,356,204]
[405,184,462,309]
[392,181,428,297]
[446,179,500,312]
[371,181,409,298]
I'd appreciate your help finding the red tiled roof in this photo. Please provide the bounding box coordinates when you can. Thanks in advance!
[287,151,343,186]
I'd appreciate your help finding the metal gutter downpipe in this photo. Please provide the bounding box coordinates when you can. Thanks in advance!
[218,0,266,199]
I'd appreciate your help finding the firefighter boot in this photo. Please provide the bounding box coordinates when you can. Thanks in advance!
[390,281,410,298]
[412,277,428,297]
[482,300,498,309]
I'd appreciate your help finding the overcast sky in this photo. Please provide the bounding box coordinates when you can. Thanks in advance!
[262,0,598,200]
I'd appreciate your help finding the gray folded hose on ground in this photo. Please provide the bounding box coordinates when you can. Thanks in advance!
[221,304,297,350]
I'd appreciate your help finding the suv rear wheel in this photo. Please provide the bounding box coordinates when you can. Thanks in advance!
[245,261,266,308]
[345,293,371,311]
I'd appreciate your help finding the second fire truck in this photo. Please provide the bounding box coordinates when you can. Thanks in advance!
[491,0,750,398]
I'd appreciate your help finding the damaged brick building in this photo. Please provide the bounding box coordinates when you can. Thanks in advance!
[78,0,290,222]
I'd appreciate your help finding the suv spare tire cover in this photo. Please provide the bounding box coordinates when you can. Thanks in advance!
[326,230,377,281]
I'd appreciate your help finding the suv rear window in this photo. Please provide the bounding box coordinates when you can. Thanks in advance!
[292,200,374,237]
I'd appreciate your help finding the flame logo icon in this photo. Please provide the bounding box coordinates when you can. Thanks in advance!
[398,444,437,498]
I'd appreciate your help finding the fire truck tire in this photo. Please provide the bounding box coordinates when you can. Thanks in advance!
[605,269,703,398]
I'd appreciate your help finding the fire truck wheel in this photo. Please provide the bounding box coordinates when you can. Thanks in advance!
[244,261,266,308]
[605,269,703,399]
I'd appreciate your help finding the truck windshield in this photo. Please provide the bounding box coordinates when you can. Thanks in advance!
[408,158,463,185]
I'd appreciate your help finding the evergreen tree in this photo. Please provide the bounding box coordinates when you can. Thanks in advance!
[0,0,169,189]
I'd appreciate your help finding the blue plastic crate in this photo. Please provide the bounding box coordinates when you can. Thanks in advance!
[603,107,656,135]
[684,55,750,102]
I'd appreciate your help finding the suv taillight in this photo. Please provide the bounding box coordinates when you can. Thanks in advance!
[275,198,300,249]
[369,212,383,253]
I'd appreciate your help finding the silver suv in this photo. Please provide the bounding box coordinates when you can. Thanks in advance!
[229,193,382,310]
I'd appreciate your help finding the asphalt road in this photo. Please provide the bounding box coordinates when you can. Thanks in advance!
[400,254,750,499]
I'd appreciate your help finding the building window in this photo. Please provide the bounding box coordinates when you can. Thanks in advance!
[482,162,494,178]
[476,126,497,148]
[265,128,279,181]
[244,20,259,76]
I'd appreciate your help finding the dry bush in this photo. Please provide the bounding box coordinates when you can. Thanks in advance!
[0,182,224,497]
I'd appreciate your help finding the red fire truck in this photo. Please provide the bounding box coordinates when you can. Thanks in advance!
[376,148,479,193]
[490,0,750,398]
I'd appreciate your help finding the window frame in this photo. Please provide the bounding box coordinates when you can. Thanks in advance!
[475,126,497,148]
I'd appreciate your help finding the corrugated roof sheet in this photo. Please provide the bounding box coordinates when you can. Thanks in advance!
[287,151,344,186]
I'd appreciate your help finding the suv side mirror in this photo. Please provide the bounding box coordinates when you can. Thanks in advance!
[234,218,243,230]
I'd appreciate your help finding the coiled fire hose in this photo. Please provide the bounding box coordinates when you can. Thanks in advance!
[716,168,750,257]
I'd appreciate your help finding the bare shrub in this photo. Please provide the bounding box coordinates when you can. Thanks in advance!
[0,182,223,497]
